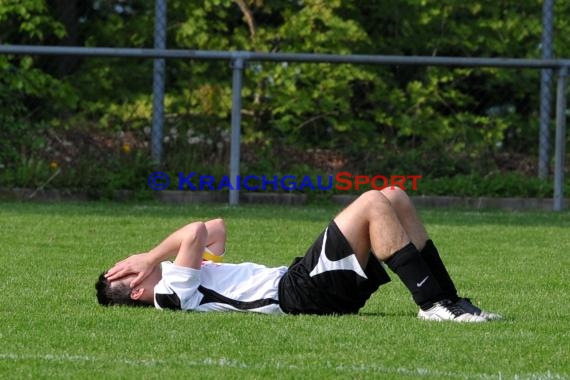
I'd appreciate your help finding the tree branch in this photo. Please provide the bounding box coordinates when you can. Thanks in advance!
[296,112,337,130]
[233,0,256,40]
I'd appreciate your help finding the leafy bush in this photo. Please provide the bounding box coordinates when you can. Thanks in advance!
[416,173,557,198]
[1,0,569,199]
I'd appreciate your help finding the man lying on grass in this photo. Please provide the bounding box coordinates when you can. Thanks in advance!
[96,188,501,322]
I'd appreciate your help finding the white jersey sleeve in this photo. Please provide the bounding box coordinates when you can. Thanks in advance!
[154,261,201,310]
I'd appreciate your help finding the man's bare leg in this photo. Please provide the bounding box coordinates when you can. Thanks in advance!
[378,188,501,320]
[379,187,460,301]
[333,190,447,309]
[333,188,431,263]
[333,190,487,322]
[333,190,409,267]
[379,187,429,250]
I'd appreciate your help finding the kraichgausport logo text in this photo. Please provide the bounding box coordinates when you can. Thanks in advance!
[147,172,422,192]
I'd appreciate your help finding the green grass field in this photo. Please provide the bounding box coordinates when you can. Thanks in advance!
[0,201,568,379]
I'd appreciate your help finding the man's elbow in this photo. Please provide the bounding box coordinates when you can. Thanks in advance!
[209,218,226,234]
[215,217,226,227]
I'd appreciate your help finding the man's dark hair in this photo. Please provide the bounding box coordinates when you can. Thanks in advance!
[95,272,151,307]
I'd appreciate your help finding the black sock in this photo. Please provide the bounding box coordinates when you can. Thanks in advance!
[385,242,445,310]
[420,240,459,303]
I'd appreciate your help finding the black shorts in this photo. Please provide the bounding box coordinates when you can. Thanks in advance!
[278,221,391,315]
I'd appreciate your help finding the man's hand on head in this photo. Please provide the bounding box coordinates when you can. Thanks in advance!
[105,252,154,288]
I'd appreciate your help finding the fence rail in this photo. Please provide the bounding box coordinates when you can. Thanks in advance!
[2,44,570,67]
[0,44,567,210]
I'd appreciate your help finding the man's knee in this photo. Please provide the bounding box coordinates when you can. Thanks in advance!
[380,187,413,208]
[381,186,408,199]
[356,190,393,214]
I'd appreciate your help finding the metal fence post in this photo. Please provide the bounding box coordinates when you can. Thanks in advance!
[538,0,554,179]
[229,57,245,205]
[553,67,567,211]
[151,0,167,165]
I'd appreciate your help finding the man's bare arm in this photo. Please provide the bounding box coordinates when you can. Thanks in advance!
[172,222,207,270]
[105,218,226,286]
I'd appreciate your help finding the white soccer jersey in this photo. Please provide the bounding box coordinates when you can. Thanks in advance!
[154,261,288,314]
